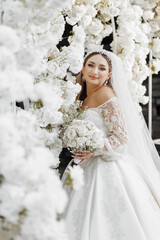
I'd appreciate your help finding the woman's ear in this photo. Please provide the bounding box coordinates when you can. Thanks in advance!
[108,72,112,78]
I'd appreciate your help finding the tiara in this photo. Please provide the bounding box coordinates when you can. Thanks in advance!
[84,49,112,63]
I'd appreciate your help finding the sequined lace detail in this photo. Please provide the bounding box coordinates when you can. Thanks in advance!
[101,97,128,151]
[83,97,128,159]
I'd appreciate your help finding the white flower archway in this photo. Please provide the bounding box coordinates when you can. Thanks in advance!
[0,0,160,239]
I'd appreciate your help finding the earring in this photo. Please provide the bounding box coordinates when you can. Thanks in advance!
[82,74,85,82]
[104,76,111,85]
[104,79,108,85]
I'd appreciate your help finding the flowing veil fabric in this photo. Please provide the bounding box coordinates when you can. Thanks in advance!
[105,51,160,193]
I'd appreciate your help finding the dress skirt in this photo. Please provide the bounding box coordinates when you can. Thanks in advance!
[62,154,160,240]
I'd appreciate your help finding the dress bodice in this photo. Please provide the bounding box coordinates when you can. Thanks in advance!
[79,96,128,161]
[81,99,112,135]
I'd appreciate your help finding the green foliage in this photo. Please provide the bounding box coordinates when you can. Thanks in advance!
[44,124,53,133]
[62,100,83,129]
[151,66,155,72]
[33,99,43,109]
[64,172,73,190]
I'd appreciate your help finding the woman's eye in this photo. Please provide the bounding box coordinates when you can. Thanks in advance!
[99,67,106,71]
[88,64,93,67]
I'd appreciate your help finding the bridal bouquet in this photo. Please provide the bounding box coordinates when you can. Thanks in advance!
[63,119,104,188]
[63,119,105,161]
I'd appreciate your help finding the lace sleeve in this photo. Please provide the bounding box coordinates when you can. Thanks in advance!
[93,97,128,160]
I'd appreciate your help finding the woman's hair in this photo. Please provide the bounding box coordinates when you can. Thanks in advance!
[76,52,113,101]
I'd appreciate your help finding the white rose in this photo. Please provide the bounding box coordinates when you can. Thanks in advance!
[150,22,159,34]
[141,22,151,34]
[139,95,149,105]
[70,139,77,148]
[92,132,100,140]
[86,18,103,36]
[151,59,160,74]
[73,119,83,126]
[68,129,77,139]
[85,5,97,18]
[77,137,86,148]
[69,25,86,44]
[66,5,86,25]
[134,30,149,45]
[77,126,88,137]
[86,139,92,147]
[108,7,120,17]
[102,24,113,38]
[85,121,94,129]
[143,10,154,21]
[152,38,160,53]
[78,15,92,29]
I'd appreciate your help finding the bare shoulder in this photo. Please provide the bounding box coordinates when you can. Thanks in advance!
[95,86,116,105]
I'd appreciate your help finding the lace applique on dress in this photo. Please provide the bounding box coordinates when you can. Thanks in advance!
[89,97,128,160]
[101,97,128,151]
[100,161,127,239]
[71,158,98,240]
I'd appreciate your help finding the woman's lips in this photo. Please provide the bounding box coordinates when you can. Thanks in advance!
[89,75,98,80]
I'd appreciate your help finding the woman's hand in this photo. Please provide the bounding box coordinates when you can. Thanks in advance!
[72,152,93,165]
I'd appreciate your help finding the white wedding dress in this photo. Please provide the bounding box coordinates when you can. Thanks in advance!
[62,96,160,240]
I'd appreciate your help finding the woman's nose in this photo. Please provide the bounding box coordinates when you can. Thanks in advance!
[92,67,98,74]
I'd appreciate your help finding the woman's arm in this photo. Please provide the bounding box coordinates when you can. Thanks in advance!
[93,97,128,159]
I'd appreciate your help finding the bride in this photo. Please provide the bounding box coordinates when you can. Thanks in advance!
[62,49,160,240]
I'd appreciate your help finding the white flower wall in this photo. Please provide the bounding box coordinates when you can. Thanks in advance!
[0,0,72,239]
[113,0,160,104]
[0,0,160,239]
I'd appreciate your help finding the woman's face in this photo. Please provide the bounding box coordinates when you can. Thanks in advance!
[82,54,112,87]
